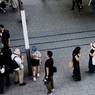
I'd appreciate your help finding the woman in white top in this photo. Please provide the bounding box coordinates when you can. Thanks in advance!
[30,46,42,82]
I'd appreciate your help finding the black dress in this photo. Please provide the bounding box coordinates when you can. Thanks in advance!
[73,54,81,81]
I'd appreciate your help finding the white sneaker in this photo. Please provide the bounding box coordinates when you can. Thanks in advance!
[37,73,40,77]
[45,92,52,95]
[33,77,36,82]
[51,88,54,92]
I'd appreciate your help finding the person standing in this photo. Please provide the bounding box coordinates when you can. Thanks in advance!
[11,48,26,86]
[10,0,18,9]
[91,0,95,13]
[0,53,5,94]
[30,46,42,82]
[72,47,81,81]
[44,51,54,95]
[1,43,12,87]
[71,0,81,13]
[0,24,10,47]
[87,43,95,75]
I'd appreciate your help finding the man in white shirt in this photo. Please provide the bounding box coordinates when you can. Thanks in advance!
[11,48,26,86]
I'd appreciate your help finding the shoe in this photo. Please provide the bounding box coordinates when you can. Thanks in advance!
[86,70,89,73]
[33,77,36,82]
[10,5,12,7]
[45,92,52,95]
[79,11,81,13]
[14,81,19,84]
[6,83,10,87]
[89,73,94,76]
[80,6,83,9]
[13,8,17,10]
[0,91,3,94]
[72,75,75,78]
[51,88,54,92]
[37,73,40,77]
[19,83,26,86]
[74,78,81,81]
[0,7,6,12]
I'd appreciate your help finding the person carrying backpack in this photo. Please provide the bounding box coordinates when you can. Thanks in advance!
[11,48,26,86]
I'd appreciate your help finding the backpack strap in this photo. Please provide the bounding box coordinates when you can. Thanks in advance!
[13,56,17,61]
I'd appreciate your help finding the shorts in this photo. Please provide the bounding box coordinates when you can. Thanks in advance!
[31,59,39,67]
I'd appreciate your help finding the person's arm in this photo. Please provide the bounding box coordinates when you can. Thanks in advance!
[46,67,49,79]
[8,38,10,46]
[75,54,81,61]
[21,55,24,64]
[39,58,42,64]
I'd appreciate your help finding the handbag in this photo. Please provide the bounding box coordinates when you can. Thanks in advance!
[53,66,57,73]
[69,60,73,68]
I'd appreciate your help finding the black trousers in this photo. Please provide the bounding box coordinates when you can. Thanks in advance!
[72,0,81,12]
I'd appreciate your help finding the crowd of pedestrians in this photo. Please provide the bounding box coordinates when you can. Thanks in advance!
[0,24,95,95]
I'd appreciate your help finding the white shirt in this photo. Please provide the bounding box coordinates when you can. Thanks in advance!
[30,50,41,60]
[11,54,24,71]
[92,56,95,65]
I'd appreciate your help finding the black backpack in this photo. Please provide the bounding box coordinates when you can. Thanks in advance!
[11,56,20,69]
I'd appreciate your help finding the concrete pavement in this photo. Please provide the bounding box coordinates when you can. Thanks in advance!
[0,0,95,95]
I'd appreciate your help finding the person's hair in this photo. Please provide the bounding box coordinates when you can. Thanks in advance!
[0,24,4,28]
[72,46,81,56]
[90,49,95,54]
[47,51,53,58]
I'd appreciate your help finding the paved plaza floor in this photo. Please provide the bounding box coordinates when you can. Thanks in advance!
[0,0,95,95]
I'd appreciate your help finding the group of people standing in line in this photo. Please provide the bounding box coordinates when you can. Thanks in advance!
[72,44,95,82]
[0,24,55,95]
[71,0,95,14]
[1,24,95,95]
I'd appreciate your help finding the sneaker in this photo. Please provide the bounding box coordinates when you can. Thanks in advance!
[80,6,83,9]
[86,70,89,73]
[14,81,19,84]
[0,91,3,94]
[0,7,6,12]
[45,92,52,95]
[33,77,36,82]
[89,73,94,76]
[51,88,54,92]
[37,73,40,77]
[19,82,26,86]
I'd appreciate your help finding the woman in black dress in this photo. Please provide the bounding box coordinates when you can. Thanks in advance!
[72,47,81,81]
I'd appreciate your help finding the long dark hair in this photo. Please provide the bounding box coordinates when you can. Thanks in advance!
[72,46,81,56]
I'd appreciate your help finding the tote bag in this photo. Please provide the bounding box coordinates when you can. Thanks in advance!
[69,59,74,68]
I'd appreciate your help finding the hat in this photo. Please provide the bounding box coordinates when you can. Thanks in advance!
[32,46,37,52]
[90,43,95,50]
[14,48,21,55]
